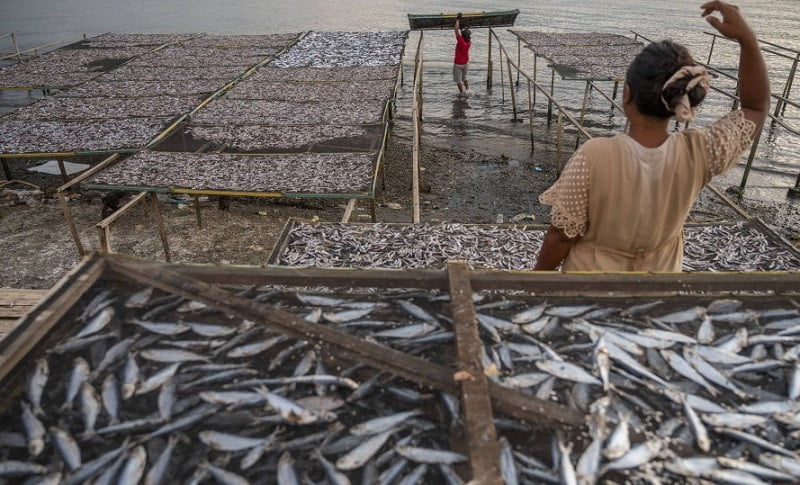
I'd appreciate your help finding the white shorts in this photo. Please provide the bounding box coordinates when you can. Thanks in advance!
[453,63,468,83]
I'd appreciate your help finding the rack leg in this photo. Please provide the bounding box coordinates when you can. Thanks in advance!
[193,195,203,229]
[149,193,172,262]
[58,190,85,256]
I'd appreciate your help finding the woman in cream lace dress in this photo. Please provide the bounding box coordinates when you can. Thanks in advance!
[534,1,770,272]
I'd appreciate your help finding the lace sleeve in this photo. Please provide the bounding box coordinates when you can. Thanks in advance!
[539,149,590,239]
[696,110,757,177]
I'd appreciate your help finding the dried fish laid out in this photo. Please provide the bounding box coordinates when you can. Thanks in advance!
[184,123,383,152]
[0,67,103,89]
[274,221,800,272]
[89,151,377,194]
[271,31,408,68]
[6,95,199,121]
[456,293,800,484]
[55,79,226,98]
[684,222,800,271]
[101,64,244,82]
[0,118,169,154]
[0,284,492,484]
[84,33,198,48]
[177,33,301,49]
[131,46,275,68]
[512,30,642,49]
[247,66,399,83]
[190,98,387,125]
[225,79,396,102]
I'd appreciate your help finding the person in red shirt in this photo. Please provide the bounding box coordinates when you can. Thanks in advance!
[453,13,472,96]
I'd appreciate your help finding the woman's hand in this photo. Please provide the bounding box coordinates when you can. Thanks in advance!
[701,1,756,43]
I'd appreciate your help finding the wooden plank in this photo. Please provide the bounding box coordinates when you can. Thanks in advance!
[106,256,584,428]
[0,254,105,383]
[96,191,148,228]
[468,270,800,294]
[0,288,48,306]
[265,218,300,265]
[341,199,358,223]
[447,262,503,484]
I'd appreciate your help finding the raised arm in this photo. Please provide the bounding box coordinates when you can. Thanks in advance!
[454,13,462,37]
[701,1,770,130]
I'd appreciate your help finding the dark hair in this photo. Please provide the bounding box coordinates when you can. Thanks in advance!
[625,40,707,118]
[461,28,471,42]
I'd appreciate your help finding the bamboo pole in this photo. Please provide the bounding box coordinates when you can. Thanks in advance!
[789,171,800,198]
[547,67,555,124]
[57,191,85,256]
[148,193,172,262]
[1,159,10,180]
[556,110,564,177]
[487,29,493,89]
[507,58,521,122]
[193,195,203,229]
[341,199,358,223]
[576,80,592,148]
[527,79,535,153]
[516,36,521,86]
[56,159,69,183]
[498,32,505,103]
[11,33,21,63]
[735,128,763,196]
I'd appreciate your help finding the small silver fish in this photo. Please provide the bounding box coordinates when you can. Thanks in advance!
[536,360,601,386]
[50,426,82,471]
[336,428,396,470]
[199,430,266,451]
[394,446,467,465]
[604,416,630,460]
[350,410,422,436]
[140,348,209,363]
[118,445,147,485]
[26,358,48,416]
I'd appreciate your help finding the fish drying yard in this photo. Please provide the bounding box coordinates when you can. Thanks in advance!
[0,18,800,485]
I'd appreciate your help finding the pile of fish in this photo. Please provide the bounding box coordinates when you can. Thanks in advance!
[271,31,408,68]
[464,293,800,484]
[85,33,197,49]
[0,46,152,89]
[90,151,377,193]
[177,34,302,50]
[510,31,642,82]
[131,47,278,68]
[184,124,381,152]
[101,65,245,83]
[274,221,800,272]
[7,96,198,121]
[247,66,400,83]
[57,79,225,98]
[190,98,388,126]
[0,118,169,154]
[0,284,544,484]
[225,79,395,102]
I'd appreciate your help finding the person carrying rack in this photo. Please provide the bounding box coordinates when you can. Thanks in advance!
[453,12,472,97]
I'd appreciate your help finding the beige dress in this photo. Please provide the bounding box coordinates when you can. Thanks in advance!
[539,110,756,272]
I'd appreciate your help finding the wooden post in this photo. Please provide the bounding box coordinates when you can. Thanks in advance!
[782,54,798,116]
[547,67,555,124]
[11,33,21,63]
[341,199,358,223]
[498,33,505,103]
[57,190,85,256]
[735,128,763,196]
[370,199,376,223]
[533,55,538,106]
[556,110,564,177]
[706,35,717,65]
[487,28,493,89]
[507,58,521,122]
[789,170,800,198]
[1,159,11,180]
[97,226,111,254]
[576,80,591,148]
[516,37,521,87]
[447,261,503,485]
[528,79,535,153]
[193,195,203,229]
[148,193,172,262]
[56,159,69,183]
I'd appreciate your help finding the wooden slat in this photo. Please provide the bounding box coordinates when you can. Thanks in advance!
[448,262,503,484]
[0,255,106,383]
[106,256,584,428]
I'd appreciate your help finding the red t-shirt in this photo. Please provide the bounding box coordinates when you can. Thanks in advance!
[454,33,471,65]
